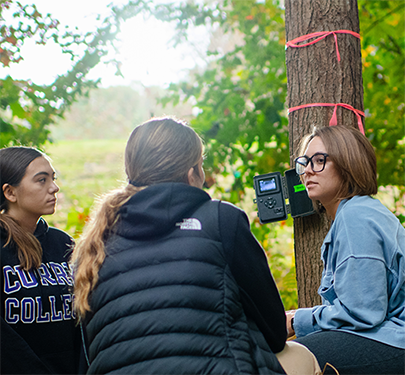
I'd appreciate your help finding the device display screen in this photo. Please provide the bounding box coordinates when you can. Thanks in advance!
[259,177,277,193]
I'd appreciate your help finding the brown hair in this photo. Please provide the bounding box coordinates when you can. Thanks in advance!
[298,125,377,201]
[0,147,46,270]
[72,117,204,318]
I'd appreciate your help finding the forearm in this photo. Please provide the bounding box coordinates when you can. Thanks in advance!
[219,203,287,350]
[286,310,296,338]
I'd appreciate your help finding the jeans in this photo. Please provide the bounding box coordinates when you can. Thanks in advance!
[295,331,405,375]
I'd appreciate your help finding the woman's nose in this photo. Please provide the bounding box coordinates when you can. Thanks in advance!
[50,181,60,193]
[303,162,314,175]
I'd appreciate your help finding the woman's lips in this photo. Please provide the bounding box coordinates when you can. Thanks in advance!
[305,181,317,188]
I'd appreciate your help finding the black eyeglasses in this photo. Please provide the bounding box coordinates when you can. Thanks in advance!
[294,153,329,175]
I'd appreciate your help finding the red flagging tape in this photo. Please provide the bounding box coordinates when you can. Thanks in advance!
[286,30,361,61]
[288,102,365,134]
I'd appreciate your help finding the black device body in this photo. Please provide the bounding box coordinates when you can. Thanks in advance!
[253,172,288,223]
[253,169,315,224]
[284,169,315,218]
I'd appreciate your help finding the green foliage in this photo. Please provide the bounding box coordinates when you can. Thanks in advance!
[65,206,91,239]
[159,0,404,191]
[0,1,59,67]
[160,0,289,201]
[251,216,297,310]
[0,0,151,147]
[359,0,405,187]
[2,0,403,185]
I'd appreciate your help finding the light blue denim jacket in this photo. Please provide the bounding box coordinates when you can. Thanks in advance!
[294,195,405,349]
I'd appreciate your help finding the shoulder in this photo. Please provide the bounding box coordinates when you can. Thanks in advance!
[194,199,248,231]
[338,195,375,215]
[43,227,74,262]
[47,226,74,243]
[218,200,249,227]
[337,195,400,229]
[330,195,404,259]
[217,201,252,243]
[218,200,246,217]
[0,226,8,244]
[39,219,74,250]
[0,237,18,267]
[36,217,71,239]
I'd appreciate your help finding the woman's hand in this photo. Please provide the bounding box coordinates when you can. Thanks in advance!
[286,310,296,338]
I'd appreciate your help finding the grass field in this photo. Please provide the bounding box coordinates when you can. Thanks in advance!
[43,139,127,236]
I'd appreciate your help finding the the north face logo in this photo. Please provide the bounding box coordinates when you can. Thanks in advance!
[176,218,202,230]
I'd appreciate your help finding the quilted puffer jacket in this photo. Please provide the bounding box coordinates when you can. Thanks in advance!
[86,183,286,374]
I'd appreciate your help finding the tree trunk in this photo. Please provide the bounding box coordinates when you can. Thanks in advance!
[284,0,364,307]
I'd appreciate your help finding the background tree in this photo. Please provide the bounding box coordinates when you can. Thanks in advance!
[285,0,364,307]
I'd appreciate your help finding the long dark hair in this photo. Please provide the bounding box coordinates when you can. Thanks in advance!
[0,146,46,270]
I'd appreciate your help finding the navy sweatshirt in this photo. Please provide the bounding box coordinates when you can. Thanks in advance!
[1,218,84,374]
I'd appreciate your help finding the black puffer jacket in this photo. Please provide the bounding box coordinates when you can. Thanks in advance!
[86,183,286,374]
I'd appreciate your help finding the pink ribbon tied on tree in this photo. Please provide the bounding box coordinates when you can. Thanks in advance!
[286,30,361,62]
[288,102,365,135]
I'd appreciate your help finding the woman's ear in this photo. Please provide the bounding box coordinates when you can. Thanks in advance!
[187,167,197,187]
[2,184,17,203]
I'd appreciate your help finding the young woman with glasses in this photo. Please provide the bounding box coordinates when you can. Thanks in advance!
[287,125,405,374]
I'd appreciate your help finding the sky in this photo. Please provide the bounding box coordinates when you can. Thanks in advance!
[1,0,210,87]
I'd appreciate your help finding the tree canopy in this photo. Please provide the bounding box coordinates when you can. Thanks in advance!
[2,0,403,190]
[0,0,150,146]
[160,0,404,188]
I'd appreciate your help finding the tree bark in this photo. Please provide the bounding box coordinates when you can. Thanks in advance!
[285,0,364,307]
